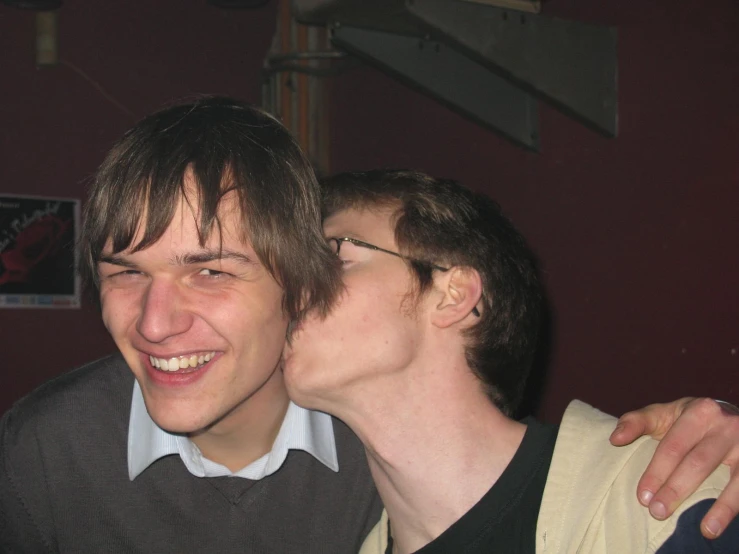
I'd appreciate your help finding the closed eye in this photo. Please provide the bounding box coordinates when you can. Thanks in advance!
[329,239,363,266]
[335,250,359,268]
[197,268,230,277]
[98,268,146,284]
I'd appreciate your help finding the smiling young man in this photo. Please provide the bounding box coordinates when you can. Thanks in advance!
[97,176,292,470]
[1,101,738,553]
[0,97,381,553]
[283,169,739,553]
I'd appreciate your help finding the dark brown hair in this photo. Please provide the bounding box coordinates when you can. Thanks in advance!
[320,170,542,415]
[80,96,340,321]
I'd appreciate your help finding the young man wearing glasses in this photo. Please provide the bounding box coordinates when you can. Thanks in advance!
[283,169,739,553]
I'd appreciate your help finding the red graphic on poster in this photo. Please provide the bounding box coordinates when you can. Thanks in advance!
[0,195,79,307]
[0,214,71,285]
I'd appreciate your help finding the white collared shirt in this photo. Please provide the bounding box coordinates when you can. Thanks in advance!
[127,381,339,481]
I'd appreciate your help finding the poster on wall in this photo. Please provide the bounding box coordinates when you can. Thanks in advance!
[0,194,80,308]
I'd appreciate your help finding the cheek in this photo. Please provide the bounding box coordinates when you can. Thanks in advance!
[99,289,137,336]
[293,277,399,349]
[328,289,399,348]
[207,291,288,347]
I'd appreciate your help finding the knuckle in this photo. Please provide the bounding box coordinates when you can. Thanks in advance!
[659,438,688,460]
[685,449,713,473]
[709,501,737,523]
[639,474,663,492]
[656,482,682,504]
[692,397,723,419]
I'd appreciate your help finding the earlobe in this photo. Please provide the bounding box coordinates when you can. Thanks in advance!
[431,267,483,329]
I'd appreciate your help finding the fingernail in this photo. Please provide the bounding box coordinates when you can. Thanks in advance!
[704,518,722,537]
[639,490,653,505]
[611,423,624,437]
[650,501,667,520]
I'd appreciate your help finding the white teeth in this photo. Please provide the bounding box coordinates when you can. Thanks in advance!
[149,352,216,372]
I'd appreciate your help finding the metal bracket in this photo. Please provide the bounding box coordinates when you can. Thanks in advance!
[295,0,618,149]
[332,24,539,150]
[407,0,618,136]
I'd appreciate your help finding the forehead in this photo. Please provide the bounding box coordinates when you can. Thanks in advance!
[102,184,249,255]
[323,207,397,243]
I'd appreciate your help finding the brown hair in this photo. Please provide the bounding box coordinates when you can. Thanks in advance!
[320,169,542,415]
[80,96,340,321]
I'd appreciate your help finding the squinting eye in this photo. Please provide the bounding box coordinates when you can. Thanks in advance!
[197,268,226,277]
[98,269,146,286]
[109,269,143,278]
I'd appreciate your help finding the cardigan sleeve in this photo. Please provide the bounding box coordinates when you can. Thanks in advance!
[359,509,388,554]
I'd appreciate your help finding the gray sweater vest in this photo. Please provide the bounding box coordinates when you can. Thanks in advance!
[0,355,382,553]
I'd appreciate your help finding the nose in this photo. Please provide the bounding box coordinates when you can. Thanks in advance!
[136,278,194,343]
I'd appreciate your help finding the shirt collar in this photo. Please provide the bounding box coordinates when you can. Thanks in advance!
[127,381,339,481]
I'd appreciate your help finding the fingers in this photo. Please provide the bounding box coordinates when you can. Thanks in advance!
[610,398,694,446]
[631,398,716,510]
[701,476,739,539]
[635,419,709,512]
[642,398,739,539]
[610,414,649,446]
[643,431,725,519]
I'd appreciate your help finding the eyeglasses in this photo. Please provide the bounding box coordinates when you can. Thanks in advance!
[328,236,480,317]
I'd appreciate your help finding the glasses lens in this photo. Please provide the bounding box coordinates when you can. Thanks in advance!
[329,238,341,256]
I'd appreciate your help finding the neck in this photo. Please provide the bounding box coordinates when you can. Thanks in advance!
[333,358,526,554]
[190,367,290,472]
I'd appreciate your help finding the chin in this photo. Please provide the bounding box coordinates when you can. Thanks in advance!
[284,369,337,416]
[282,365,315,405]
[144,399,217,435]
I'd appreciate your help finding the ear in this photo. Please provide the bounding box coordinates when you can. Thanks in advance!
[430,266,483,329]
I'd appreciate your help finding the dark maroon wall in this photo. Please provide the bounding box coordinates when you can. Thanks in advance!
[0,0,277,413]
[1,0,736,422]
[327,0,739,421]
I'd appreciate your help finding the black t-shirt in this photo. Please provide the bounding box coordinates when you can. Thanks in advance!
[386,418,558,554]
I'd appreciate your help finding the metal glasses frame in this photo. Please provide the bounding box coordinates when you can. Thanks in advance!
[329,236,481,317]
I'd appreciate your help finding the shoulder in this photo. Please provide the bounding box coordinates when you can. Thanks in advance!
[537,400,732,554]
[3,354,131,419]
[1,354,133,452]
[0,354,133,551]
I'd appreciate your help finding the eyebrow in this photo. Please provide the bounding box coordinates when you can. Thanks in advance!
[98,249,255,267]
[98,254,138,268]
[175,250,255,266]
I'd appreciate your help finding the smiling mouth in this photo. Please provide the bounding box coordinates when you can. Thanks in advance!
[149,352,216,372]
